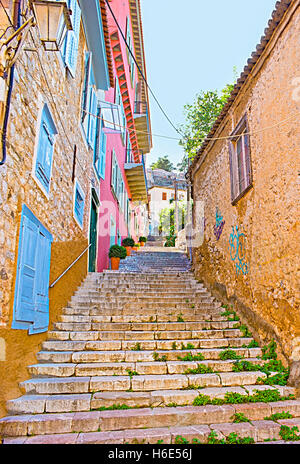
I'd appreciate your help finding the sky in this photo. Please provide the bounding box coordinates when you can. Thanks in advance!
[140,0,278,170]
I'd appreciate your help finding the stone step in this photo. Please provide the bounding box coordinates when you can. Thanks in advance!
[55,320,239,332]
[71,302,221,312]
[4,386,297,417]
[19,368,274,395]
[41,339,259,353]
[27,360,265,379]
[49,327,244,341]
[84,311,226,322]
[2,402,300,441]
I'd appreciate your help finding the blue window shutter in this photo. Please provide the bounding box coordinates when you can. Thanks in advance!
[81,51,92,138]
[30,230,52,334]
[99,120,107,179]
[88,88,97,148]
[110,215,116,248]
[74,180,85,227]
[63,0,81,76]
[12,205,53,334]
[35,105,56,193]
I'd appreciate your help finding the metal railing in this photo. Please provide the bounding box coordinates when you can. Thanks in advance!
[49,244,91,289]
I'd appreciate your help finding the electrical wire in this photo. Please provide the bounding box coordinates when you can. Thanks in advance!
[104,0,185,140]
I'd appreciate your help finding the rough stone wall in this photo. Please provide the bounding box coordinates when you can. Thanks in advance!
[191,6,300,365]
[0,18,99,414]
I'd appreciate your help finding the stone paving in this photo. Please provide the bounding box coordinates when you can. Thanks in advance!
[0,249,299,444]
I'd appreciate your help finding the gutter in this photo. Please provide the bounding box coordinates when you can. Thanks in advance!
[0,0,21,166]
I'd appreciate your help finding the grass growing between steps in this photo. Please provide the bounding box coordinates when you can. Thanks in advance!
[232,341,290,386]
[177,352,205,362]
[279,425,300,441]
[192,389,296,407]
[264,412,294,421]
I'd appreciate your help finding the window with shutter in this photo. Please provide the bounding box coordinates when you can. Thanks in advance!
[94,111,107,180]
[228,114,253,204]
[74,179,85,228]
[62,0,81,77]
[12,205,53,335]
[81,51,98,148]
[115,79,126,144]
[34,103,57,195]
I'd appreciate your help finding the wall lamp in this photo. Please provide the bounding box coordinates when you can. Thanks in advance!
[0,1,72,77]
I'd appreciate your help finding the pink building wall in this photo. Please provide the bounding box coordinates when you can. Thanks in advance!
[96,0,140,272]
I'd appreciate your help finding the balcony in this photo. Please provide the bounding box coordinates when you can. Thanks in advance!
[133,100,151,155]
[124,152,148,203]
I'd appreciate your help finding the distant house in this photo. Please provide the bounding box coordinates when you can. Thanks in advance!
[187,0,300,371]
[146,168,187,236]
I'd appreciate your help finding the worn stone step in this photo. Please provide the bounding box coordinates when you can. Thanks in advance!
[57,319,238,332]
[2,401,300,439]
[18,369,277,395]
[27,360,265,380]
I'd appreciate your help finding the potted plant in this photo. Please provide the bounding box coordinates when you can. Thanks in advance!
[139,236,147,247]
[121,237,135,256]
[109,245,127,270]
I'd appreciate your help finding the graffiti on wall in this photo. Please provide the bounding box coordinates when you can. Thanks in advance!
[214,208,225,241]
[228,225,249,275]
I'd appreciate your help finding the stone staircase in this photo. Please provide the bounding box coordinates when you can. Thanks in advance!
[1,250,299,444]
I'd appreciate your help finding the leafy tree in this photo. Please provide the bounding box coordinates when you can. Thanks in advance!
[177,69,238,171]
[151,155,174,172]
[159,201,186,236]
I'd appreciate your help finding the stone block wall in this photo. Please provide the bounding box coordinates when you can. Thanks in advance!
[190,4,300,365]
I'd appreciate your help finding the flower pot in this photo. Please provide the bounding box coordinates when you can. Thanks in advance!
[110,257,120,270]
[133,247,138,252]
[125,246,132,256]
[140,242,145,247]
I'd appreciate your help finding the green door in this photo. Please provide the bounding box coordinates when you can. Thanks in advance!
[89,197,98,272]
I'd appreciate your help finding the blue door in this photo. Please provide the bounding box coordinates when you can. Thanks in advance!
[12,205,53,334]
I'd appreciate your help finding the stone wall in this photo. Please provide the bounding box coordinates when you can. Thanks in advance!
[0,14,98,414]
[190,4,300,367]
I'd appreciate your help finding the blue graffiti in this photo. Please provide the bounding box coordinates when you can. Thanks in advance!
[214,208,225,241]
[228,226,249,275]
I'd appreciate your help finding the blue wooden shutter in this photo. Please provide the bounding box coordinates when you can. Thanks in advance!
[30,230,52,334]
[99,119,107,179]
[64,0,81,76]
[35,105,56,193]
[12,205,52,334]
[74,180,85,227]
[81,51,92,128]
[88,88,97,148]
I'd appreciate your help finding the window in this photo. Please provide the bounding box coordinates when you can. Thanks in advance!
[162,192,167,201]
[115,78,126,144]
[61,0,81,76]
[34,103,57,195]
[111,150,126,214]
[81,52,97,148]
[126,17,135,87]
[74,179,85,228]
[110,214,116,248]
[94,112,107,179]
[228,115,253,204]
[12,205,53,335]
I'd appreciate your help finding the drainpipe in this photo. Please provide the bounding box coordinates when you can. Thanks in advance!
[0,0,21,166]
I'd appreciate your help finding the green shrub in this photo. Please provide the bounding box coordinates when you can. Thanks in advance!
[139,236,147,243]
[109,245,127,259]
[122,237,135,247]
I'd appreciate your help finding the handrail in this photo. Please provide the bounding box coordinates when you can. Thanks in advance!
[49,244,91,288]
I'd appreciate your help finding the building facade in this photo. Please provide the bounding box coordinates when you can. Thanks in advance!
[0,0,151,416]
[96,0,151,271]
[188,0,300,377]
[147,168,187,236]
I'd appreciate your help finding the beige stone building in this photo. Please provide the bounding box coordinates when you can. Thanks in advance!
[188,0,300,381]
[147,168,187,236]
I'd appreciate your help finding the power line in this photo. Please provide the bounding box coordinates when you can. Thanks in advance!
[104,0,185,140]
